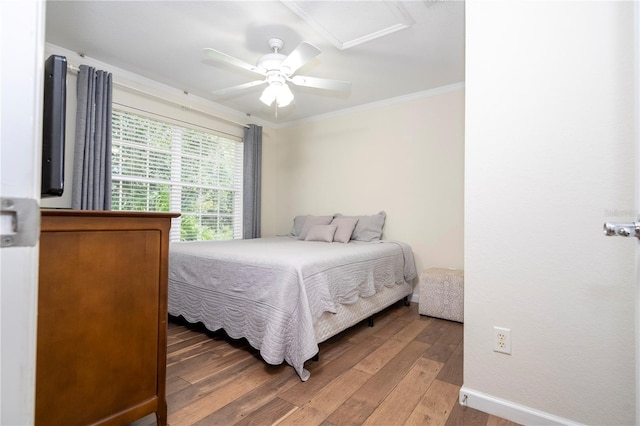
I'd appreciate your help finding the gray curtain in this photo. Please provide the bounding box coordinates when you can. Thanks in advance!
[72,65,112,210]
[243,124,262,239]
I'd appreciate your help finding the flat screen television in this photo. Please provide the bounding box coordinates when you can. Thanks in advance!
[41,54,67,197]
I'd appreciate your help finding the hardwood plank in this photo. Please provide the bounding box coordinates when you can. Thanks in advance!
[311,329,360,367]
[165,376,191,396]
[437,340,464,386]
[324,340,430,426]
[487,415,522,426]
[168,363,285,426]
[129,413,156,426]
[279,369,371,426]
[355,319,431,375]
[405,379,460,425]
[445,400,490,426]
[167,331,211,352]
[193,365,299,425]
[167,326,206,343]
[233,397,298,426]
[167,354,261,414]
[416,317,452,345]
[167,339,221,368]
[180,345,257,384]
[363,357,444,425]
[279,335,385,407]
[370,318,410,339]
[394,300,422,321]
[166,349,220,380]
[424,320,463,363]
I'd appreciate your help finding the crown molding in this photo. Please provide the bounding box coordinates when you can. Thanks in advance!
[278,82,465,128]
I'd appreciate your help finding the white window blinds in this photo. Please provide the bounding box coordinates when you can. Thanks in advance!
[111,109,243,241]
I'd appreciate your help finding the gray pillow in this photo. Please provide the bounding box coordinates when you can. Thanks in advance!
[334,211,386,242]
[304,225,337,242]
[289,215,307,238]
[298,215,334,240]
[331,217,359,243]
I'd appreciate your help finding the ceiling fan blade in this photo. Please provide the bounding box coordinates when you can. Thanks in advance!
[203,48,266,76]
[280,42,321,75]
[289,75,352,92]
[212,80,267,97]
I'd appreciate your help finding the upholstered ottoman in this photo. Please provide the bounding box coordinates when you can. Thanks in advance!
[419,268,464,323]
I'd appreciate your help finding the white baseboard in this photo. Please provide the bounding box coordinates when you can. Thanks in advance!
[459,387,581,426]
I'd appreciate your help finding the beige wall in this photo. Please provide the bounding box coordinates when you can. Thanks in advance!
[267,87,465,295]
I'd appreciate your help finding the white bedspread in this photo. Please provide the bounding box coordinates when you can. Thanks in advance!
[168,236,416,381]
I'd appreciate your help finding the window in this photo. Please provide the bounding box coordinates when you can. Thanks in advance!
[111,109,243,241]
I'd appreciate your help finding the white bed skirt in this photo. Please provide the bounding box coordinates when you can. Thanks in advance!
[314,280,413,343]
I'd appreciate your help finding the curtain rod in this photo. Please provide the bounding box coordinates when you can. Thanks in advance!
[67,64,249,129]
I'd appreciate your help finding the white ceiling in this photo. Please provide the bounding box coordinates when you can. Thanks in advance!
[45,1,465,126]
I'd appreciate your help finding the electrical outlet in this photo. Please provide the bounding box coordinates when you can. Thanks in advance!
[493,326,511,354]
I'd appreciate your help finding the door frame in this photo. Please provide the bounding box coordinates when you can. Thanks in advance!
[0,1,45,424]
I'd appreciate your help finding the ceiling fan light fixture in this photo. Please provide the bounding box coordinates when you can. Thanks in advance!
[260,81,294,107]
[259,82,277,106]
[276,82,294,107]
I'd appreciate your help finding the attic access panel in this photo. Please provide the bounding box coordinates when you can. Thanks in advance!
[281,1,414,50]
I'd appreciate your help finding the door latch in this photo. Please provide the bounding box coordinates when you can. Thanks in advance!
[0,197,39,248]
[603,222,640,239]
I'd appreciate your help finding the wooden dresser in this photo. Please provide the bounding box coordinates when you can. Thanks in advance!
[36,210,178,426]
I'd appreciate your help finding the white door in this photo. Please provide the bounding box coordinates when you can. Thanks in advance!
[463,1,639,425]
[0,1,45,424]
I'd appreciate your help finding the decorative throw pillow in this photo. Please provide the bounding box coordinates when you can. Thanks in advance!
[331,217,359,243]
[304,225,337,242]
[298,215,333,240]
[334,211,386,242]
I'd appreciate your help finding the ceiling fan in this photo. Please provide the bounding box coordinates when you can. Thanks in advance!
[203,37,351,108]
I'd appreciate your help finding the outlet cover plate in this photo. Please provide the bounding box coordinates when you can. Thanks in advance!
[493,326,511,354]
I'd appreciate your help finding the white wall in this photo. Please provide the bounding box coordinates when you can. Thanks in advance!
[268,86,465,293]
[464,1,636,424]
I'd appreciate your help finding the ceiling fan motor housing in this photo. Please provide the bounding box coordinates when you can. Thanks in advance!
[258,52,288,73]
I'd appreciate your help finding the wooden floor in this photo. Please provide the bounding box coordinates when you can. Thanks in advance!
[134,302,519,426]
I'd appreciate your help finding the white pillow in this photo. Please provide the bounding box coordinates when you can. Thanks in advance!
[304,225,337,242]
[331,217,359,243]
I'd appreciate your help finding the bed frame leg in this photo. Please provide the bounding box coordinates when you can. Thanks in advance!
[312,353,319,362]
[403,296,410,306]
[368,317,374,327]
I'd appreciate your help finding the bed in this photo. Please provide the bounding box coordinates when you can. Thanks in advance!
[167,213,417,381]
